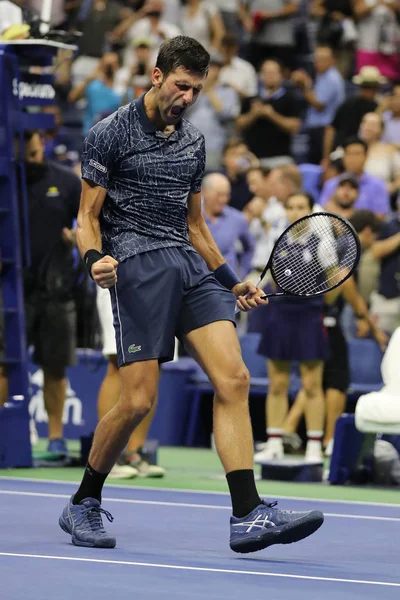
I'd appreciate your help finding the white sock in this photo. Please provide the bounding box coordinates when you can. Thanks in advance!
[267,429,283,449]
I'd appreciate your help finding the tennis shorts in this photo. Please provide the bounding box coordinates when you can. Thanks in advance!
[110,247,236,367]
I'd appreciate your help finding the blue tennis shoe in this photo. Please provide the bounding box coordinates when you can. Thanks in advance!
[59,496,116,548]
[230,501,324,553]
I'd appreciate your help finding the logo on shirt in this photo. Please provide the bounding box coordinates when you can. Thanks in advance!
[187,151,194,157]
[128,344,142,354]
[89,159,107,174]
[46,186,60,197]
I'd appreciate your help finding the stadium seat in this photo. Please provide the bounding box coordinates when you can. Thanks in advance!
[348,338,384,397]
[298,164,322,203]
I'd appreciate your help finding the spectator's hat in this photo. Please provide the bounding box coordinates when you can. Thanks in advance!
[133,37,152,48]
[352,66,386,86]
[337,173,359,189]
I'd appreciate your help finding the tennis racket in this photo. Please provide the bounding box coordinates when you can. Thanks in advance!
[252,212,361,300]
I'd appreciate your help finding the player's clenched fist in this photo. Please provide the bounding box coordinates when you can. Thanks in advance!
[91,256,119,288]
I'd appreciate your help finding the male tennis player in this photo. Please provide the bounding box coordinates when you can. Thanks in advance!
[59,36,324,552]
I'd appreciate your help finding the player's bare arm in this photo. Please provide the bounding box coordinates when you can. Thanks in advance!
[77,179,118,288]
[187,191,267,311]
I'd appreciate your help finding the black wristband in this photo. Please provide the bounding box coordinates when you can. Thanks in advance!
[84,249,103,279]
[214,263,241,290]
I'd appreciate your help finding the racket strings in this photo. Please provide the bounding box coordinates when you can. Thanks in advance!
[271,214,359,296]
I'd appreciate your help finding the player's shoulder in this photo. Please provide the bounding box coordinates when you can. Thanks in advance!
[180,117,205,145]
[87,103,132,137]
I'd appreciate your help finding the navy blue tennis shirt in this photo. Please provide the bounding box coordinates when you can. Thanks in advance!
[81,95,206,263]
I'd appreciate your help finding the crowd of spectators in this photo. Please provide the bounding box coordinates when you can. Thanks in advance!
[1,0,400,463]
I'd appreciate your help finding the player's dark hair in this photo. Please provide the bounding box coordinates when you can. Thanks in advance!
[348,210,381,235]
[286,191,314,210]
[343,136,368,153]
[155,36,210,78]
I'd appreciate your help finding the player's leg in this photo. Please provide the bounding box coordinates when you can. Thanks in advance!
[254,360,291,461]
[96,285,165,478]
[300,360,325,460]
[60,250,179,547]
[184,320,324,553]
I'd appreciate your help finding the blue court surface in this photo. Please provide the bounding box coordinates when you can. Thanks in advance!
[1,478,399,599]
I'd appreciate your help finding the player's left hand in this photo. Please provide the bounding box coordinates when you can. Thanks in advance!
[232,281,268,312]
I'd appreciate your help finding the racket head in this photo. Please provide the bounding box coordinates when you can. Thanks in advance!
[268,212,361,297]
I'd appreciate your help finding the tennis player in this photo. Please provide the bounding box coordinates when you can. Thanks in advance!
[59,36,324,552]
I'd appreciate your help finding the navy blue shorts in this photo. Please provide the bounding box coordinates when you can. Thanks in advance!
[110,247,236,367]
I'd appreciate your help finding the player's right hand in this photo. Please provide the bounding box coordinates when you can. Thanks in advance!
[91,255,119,288]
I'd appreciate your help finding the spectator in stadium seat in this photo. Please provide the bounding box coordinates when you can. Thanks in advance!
[70,0,128,85]
[359,112,400,197]
[236,59,301,168]
[218,33,258,99]
[292,45,345,165]
[201,173,255,277]
[68,52,124,134]
[319,137,390,217]
[21,130,81,457]
[324,173,359,219]
[353,0,400,82]
[241,0,300,70]
[220,139,257,211]
[121,0,181,65]
[186,53,240,171]
[381,89,400,151]
[180,0,225,51]
[370,196,400,334]
[323,66,384,162]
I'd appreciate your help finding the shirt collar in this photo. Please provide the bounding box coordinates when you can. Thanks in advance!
[259,86,285,101]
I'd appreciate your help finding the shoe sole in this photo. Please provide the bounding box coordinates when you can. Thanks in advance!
[59,516,116,548]
[230,511,324,554]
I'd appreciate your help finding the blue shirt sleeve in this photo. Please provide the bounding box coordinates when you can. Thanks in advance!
[81,110,123,189]
[191,136,206,193]
[370,180,390,215]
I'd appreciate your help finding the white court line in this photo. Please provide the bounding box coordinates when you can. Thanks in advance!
[0,552,399,588]
[1,475,400,508]
[0,490,399,523]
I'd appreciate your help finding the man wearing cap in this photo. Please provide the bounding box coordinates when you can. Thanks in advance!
[319,136,390,218]
[323,66,385,161]
[324,174,359,220]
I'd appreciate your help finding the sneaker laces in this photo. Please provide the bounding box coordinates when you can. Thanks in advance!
[80,505,114,532]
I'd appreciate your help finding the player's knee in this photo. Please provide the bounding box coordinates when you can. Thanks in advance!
[119,390,155,421]
[215,367,250,403]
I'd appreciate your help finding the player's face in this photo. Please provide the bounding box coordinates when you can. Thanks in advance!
[286,195,312,224]
[155,67,206,125]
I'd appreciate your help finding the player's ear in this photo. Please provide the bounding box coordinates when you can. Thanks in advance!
[152,67,164,88]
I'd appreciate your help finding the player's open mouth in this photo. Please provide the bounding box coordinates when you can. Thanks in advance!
[170,105,185,118]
